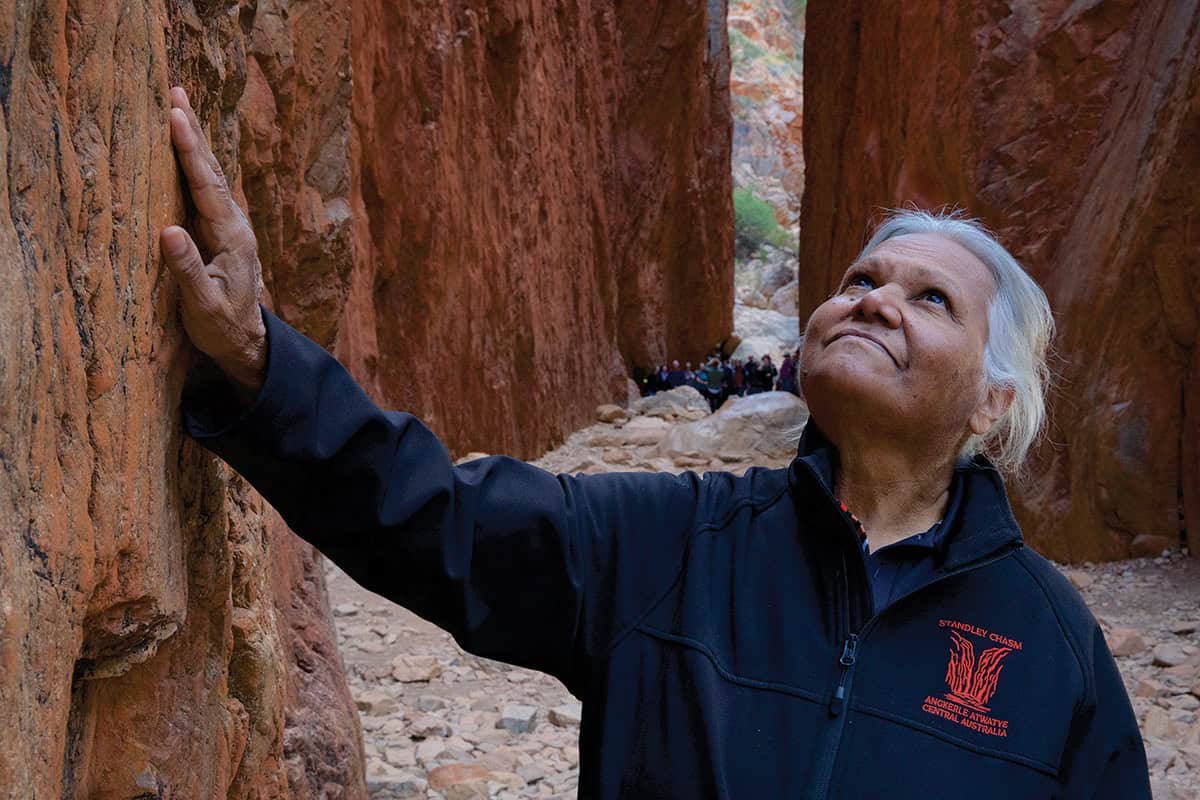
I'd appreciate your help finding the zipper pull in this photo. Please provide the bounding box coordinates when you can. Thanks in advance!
[840,633,859,666]
[829,634,859,717]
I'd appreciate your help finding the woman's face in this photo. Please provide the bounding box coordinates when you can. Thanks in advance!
[799,233,1007,454]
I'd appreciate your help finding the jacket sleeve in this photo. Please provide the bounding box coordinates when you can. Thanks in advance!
[180,306,702,695]
[1057,624,1151,798]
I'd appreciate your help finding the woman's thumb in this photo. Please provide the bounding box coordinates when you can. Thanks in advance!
[161,226,215,304]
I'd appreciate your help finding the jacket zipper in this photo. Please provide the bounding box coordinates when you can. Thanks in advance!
[798,460,1021,798]
[807,545,1020,799]
[828,633,859,716]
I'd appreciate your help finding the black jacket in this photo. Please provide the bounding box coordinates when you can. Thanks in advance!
[183,307,1150,799]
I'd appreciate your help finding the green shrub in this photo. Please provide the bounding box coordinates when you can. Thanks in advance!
[733,188,790,258]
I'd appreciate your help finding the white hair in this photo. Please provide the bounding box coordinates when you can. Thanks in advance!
[850,208,1055,475]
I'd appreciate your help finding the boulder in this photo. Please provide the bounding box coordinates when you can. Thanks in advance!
[654,392,809,460]
[597,404,629,423]
[756,249,798,299]
[632,386,712,421]
[769,279,799,315]
[732,305,804,365]
[619,417,673,446]
[741,289,771,309]
[801,0,1200,562]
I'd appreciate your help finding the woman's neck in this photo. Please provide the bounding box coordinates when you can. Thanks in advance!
[832,443,957,551]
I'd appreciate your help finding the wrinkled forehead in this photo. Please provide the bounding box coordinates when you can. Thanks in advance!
[850,233,997,294]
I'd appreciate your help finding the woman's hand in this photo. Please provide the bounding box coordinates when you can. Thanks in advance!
[160,86,266,394]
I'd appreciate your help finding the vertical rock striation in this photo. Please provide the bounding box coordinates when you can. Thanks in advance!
[0,1,366,796]
[800,1,1199,561]
[1,0,731,796]
[341,0,733,455]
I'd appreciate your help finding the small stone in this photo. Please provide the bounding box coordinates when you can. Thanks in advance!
[1154,643,1190,667]
[391,654,442,682]
[1145,706,1173,738]
[1170,621,1200,636]
[1144,740,1176,770]
[1170,694,1200,711]
[416,738,446,763]
[478,748,523,772]
[354,690,399,717]
[601,448,634,465]
[673,454,710,468]
[409,714,452,738]
[548,703,582,728]
[470,697,497,712]
[428,761,491,790]
[333,602,359,617]
[517,763,547,784]
[365,768,428,798]
[1137,679,1166,699]
[1107,627,1148,657]
[1064,570,1094,590]
[496,704,538,734]
[385,746,417,767]
[1163,661,1200,680]
[416,694,448,712]
[486,770,526,791]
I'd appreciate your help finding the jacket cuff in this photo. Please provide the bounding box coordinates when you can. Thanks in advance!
[180,304,293,440]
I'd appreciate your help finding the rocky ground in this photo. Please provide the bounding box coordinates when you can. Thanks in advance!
[328,389,1198,798]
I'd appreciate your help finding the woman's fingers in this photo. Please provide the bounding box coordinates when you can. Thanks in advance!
[168,87,242,242]
[161,225,221,313]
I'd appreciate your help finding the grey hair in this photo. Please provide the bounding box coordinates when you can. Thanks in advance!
[847,209,1055,475]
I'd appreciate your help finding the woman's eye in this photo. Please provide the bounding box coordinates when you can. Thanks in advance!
[846,274,875,290]
[923,290,948,307]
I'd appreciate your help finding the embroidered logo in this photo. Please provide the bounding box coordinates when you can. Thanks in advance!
[921,619,1023,738]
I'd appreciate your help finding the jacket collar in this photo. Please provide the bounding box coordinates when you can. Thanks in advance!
[788,420,1023,571]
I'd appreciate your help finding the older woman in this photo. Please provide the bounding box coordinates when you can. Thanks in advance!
[161,88,1148,798]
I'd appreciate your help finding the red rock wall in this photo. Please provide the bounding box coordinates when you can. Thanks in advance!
[1,0,730,795]
[0,0,360,796]
[338,0,733,457]
[799,1,1200,562]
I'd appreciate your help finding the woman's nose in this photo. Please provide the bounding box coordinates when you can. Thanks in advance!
[853,284,903,328]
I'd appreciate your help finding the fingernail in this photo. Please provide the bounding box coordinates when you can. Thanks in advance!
[163,227,188,258]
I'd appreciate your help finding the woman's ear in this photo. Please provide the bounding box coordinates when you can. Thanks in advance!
[969,384,1015,437]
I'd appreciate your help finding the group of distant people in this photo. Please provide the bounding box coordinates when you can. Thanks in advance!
[639,350,801,412]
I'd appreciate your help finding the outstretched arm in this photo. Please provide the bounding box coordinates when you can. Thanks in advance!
[160,88,700,694]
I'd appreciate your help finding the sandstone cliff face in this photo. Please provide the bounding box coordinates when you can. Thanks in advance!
[2,0,731,796]
[340,0,733,454]
[800,1,1199,562]
[0,2,366,796]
